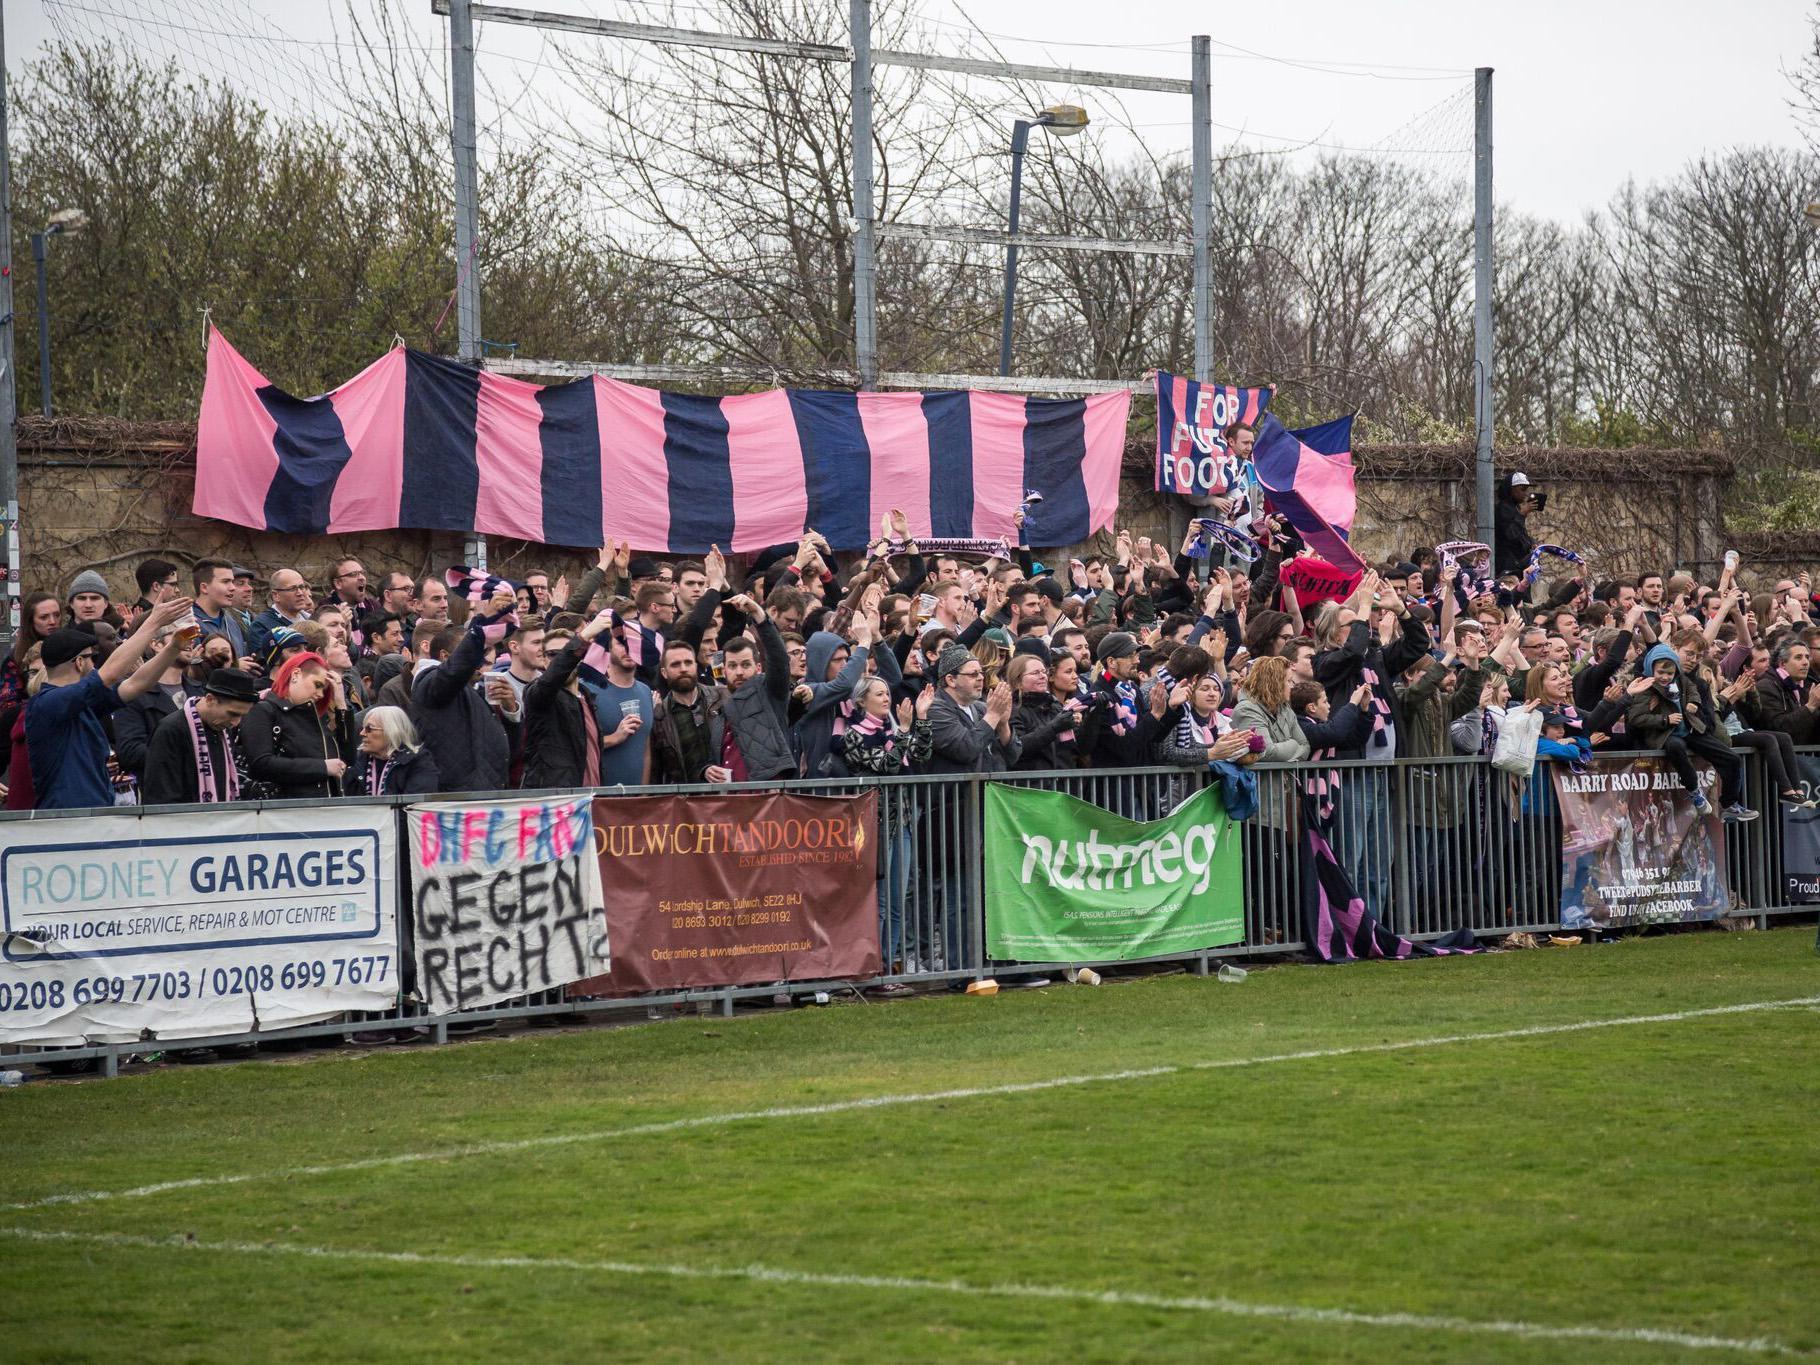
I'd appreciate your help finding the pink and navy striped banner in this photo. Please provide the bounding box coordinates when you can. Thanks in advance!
[195,328,1130,551]
[1153,370,1274,496]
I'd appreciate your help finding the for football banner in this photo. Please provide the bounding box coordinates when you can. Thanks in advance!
[984,784,1243,961]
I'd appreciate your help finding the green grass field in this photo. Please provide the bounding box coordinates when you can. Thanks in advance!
[3,928,1818,1362]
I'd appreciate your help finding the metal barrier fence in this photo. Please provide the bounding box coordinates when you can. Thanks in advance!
[2,749,1811,1077]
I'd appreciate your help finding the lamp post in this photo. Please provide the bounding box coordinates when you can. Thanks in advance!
[998,104,1087,377]
[32,207,87,418]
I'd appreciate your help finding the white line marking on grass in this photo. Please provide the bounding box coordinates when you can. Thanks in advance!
[0,1227,1800,1356]
[6,994,1815,1215]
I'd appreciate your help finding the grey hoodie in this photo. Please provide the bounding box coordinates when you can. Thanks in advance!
[795,630,902,777]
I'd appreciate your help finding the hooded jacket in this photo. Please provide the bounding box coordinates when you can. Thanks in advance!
[1625,643,1701,750]
[795,631,892,778]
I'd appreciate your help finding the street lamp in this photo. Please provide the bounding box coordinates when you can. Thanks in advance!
[998,104,1087,377]
[32,207,88,417]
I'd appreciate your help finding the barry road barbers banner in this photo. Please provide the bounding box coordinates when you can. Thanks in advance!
[1553,756,1729,928]
[984,784,1243,961]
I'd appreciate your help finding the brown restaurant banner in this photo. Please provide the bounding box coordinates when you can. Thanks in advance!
[576,791,880,993]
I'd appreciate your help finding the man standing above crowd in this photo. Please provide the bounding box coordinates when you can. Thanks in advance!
[190,558,254,666]
[27,597,196,809]
[142,668,260,805]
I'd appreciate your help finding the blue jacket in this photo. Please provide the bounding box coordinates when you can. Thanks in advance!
[1523,733,1591,816]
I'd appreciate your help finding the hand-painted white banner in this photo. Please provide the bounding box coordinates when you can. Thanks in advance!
[406,795,608,1014]
[0,806,396,1045]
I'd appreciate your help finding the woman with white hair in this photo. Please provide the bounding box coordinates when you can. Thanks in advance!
[347,704,440,795]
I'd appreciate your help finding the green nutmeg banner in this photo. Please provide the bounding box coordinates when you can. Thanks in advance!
[984,784,1244,962]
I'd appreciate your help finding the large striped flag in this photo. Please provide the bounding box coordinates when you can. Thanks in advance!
[1153,370,1274,496]
[1252,413,1364,573]
[195,329,1129,552]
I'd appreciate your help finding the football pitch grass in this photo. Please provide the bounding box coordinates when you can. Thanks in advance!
[3,929,1818,1362]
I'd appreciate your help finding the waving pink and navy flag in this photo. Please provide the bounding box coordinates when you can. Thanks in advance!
[1153,370,1274,496]
[1252,413,1364,574]
[195,329,1129,552]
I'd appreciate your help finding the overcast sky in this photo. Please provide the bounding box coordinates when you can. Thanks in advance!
[7,0,1815,223]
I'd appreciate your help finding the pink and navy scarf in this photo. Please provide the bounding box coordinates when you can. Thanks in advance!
[183,696,239,803]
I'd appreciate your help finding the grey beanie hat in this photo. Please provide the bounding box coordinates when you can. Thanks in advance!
[936,643,974,680]
[69,569,110,599]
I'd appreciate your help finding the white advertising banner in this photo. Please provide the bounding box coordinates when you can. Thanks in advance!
[0,806,397,1045]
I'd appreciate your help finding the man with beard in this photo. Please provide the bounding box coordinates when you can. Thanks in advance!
[650,637,728,784]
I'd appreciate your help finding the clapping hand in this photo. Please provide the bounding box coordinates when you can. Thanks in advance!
[983,681,1014,726]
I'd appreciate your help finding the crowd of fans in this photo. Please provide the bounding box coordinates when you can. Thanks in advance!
[4,471,1816,965]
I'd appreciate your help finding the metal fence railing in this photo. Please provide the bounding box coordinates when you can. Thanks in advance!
[3,749,1812,1078]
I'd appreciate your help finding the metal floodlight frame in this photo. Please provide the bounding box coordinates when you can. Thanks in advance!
[429,0,1495,553]
[430,0,1218,396]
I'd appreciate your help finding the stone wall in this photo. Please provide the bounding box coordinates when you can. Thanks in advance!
[1071,439,1731,581]
[13,417,1739,601]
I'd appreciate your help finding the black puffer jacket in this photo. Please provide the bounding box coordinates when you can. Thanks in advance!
[522,636,596,790]
[241,695,348,799]
[1011,691,1080,771]
[412,620,515,792]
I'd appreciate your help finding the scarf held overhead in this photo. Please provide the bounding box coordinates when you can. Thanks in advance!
[196,328,1129,552]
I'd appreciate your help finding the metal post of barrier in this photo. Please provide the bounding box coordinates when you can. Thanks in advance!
[1392,762,1413,937]
[967,776,986,976]
[100,1043,118,1079]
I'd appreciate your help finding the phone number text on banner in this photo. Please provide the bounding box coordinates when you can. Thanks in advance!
[0,806,396,1045]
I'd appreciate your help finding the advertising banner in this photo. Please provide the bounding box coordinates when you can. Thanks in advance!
[1553,756,1729,929]
[406,794,608,1013]
[0,806,395,1045]
[984,784,1243,962]
[584,791,879,991]
[1778,753,1820,904]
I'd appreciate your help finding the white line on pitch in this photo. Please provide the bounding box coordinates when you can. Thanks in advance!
[0,1227,1799,1356]
[5,995,1815,1215]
